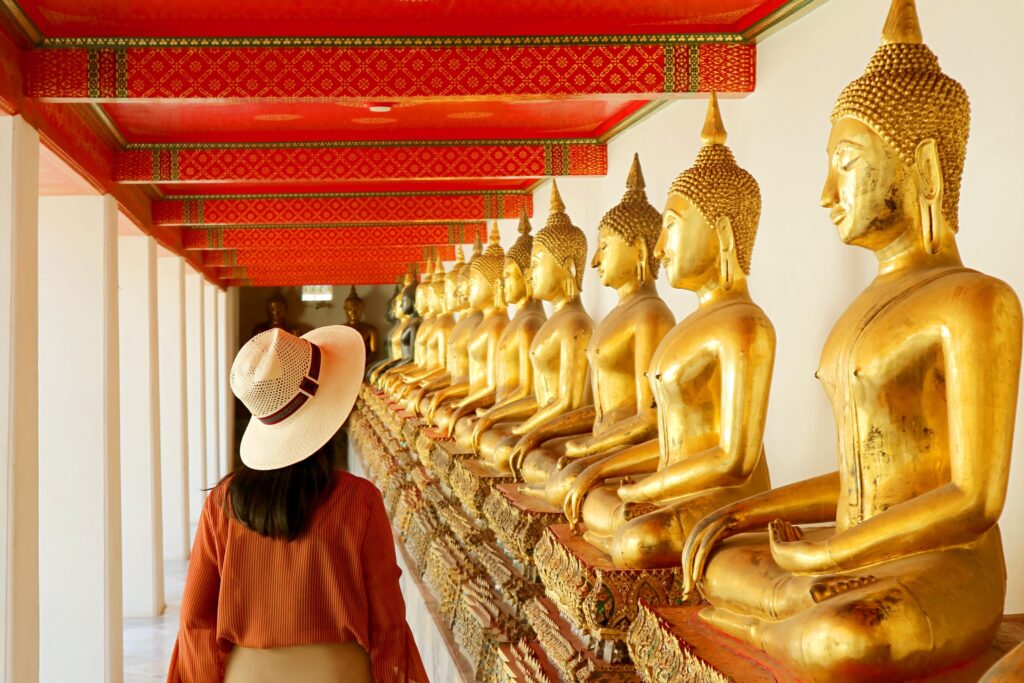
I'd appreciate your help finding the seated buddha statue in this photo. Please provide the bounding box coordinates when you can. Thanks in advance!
[410,234,492,416]
[470,181,594,472]
[380,260,437,394]
[342,286,380,364]
[250,289,299,339]
[392,253,459,401]
[450,207,546,447]
[365,276,402,380]
[563,93,775,569]
[508,155,676,506]
[427,226,510,432]
[369,267,420,385]
[682,3,1022,681]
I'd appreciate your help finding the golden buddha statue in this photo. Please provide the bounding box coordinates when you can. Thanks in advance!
[365,276,403,380]
[470,181,594,472]
[427,224,510,431]
[392,252,458,401]
[250,289,299,339]
[563,93,775,569]
[368,267,420,385]
[380,259,437,394]
[342,286,380,363]
[508,154,676,506]
[682,3,1022,680]
[410,238,487,416]
[450,207,547,447]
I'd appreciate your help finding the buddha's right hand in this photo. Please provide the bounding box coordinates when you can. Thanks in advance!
[564,466,604,528]
[471,418,492,451]
[563,437,591,458]
[681,505,746,600]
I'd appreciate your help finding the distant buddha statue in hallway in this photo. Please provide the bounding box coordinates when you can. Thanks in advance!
[251,289,299,339]
[563,93,775,569]
[342,287,379,364]
[683,3,1023,680]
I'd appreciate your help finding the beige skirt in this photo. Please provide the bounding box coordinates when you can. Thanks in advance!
[224,642,373,683]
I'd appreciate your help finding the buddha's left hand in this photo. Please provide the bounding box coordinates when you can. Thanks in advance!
[768,519,835,573]
[617,476,659,503]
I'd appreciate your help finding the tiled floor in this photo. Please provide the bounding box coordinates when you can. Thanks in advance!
[124,561,186,683]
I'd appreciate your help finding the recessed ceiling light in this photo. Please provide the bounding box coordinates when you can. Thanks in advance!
[368,104,393,113]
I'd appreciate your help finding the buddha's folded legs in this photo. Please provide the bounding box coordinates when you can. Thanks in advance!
[453,415,478,450]
[521,436,575,485]
[476,422,518,469]
[699,527,1006,683]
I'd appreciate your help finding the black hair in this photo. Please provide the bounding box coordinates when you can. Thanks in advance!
[226,439,336,540]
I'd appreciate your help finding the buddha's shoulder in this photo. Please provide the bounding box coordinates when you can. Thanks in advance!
[917,268,1021,313]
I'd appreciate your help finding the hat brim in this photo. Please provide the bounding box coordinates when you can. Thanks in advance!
[239,325,366,471]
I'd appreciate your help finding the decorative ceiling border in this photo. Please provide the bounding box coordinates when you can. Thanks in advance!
[742,0,828,42]
[163,189,533,200]
[124,137,601,150]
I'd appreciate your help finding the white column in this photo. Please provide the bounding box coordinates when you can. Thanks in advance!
[204,283,220,485]
[217,287,235,476]
[0,115,39,683]
[38,194,122,683]
[157,255,189,561]
[117,235,164,617]
[184,271,206,524]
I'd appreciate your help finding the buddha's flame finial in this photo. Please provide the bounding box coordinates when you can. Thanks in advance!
[882,0,923,45]
[435,248,445,274]
[454,243,465,265]
[626,152,646,193]
[472,230,483,257]
[701,92,728,147]
[489,220,501,245]
[549,179,566,214]
[517,204,532,235]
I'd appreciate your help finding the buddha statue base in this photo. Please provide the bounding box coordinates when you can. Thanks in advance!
[453,577,529,680]
[627,604,1024,683]
[497,639,562,683]
[426,438,474,486]
[400,416,425,449]
[524,596,640,683]
[534,524,689,643]
[482,483,566,567]
[450,458,517,518]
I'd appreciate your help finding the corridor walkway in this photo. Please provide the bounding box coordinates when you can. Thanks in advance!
[124,561,185,683]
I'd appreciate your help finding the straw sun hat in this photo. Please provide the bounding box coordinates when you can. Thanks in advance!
[231,326,365,470]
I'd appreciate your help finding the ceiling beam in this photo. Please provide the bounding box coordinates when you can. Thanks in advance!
[115,140,606,183]
[182,223,486,250]
[26,42,755,100]
[203,244,458,267]
[156,192,530,226]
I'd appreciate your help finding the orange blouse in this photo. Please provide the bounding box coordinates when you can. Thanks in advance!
[167,470,427,683]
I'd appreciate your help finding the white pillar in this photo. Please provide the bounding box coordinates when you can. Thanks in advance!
[117,235,164,617]
[157,256,189,561]
[217,287,234,476]
[184,271,207,524]
[204,283,220,485]
[38,194,122,683]
[0,115,39,683]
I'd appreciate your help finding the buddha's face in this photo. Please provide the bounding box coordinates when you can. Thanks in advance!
[414,288,428,316]
[658,194,717,291]
[504,260,527,304]
[268,298,287,321]
[592,227,640,290]
[821,117,916,249]
[344,299,363,324]
[530,242,570,302]
[445,278,461,312]
[468,270,494,310]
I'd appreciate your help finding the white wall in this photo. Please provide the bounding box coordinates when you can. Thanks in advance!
[500,0,1024,611]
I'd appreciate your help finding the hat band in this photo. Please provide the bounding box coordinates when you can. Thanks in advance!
[258,342,322,426]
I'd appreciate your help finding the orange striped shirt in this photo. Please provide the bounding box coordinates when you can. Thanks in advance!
[166,470,427,683]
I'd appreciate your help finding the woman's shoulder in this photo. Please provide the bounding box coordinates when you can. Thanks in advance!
[331,469,384,504]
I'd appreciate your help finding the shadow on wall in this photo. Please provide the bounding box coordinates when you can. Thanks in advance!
[232,285,396,471]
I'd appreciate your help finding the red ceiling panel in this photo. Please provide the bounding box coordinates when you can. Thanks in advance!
[18,1,791,38]
[155,179,538,196]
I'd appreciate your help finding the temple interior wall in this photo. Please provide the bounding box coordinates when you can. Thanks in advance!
[493,0,1024,611]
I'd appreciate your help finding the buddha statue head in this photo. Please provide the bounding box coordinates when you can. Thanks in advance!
[344,286,365,324]
[266,289,289,324]
[430,250,448,314]
[659,93,761,294]
[415,259,433,317]
[445,244,467,313]
[505,205,535,307]
[459,230,484,309]
[469,222,506,311]
[823,0,968,257]
[385,276,402,324]
[399,264,418,319]
[594,153,662,292]
[532,180,588,304]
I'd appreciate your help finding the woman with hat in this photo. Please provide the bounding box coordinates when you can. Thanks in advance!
[167,326,427,683]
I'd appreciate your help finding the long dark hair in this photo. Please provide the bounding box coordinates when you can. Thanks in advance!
[227,440,336,540]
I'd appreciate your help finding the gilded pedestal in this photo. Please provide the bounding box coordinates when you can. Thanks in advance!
[483,483,564,568]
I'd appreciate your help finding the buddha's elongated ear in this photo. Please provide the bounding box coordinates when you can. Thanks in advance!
[634,237,650,284]
[715,216,736,291]
[715,215,736,255]
[914,138,946,252]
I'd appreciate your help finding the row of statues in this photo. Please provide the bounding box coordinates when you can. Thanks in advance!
[367,1,1022,679]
